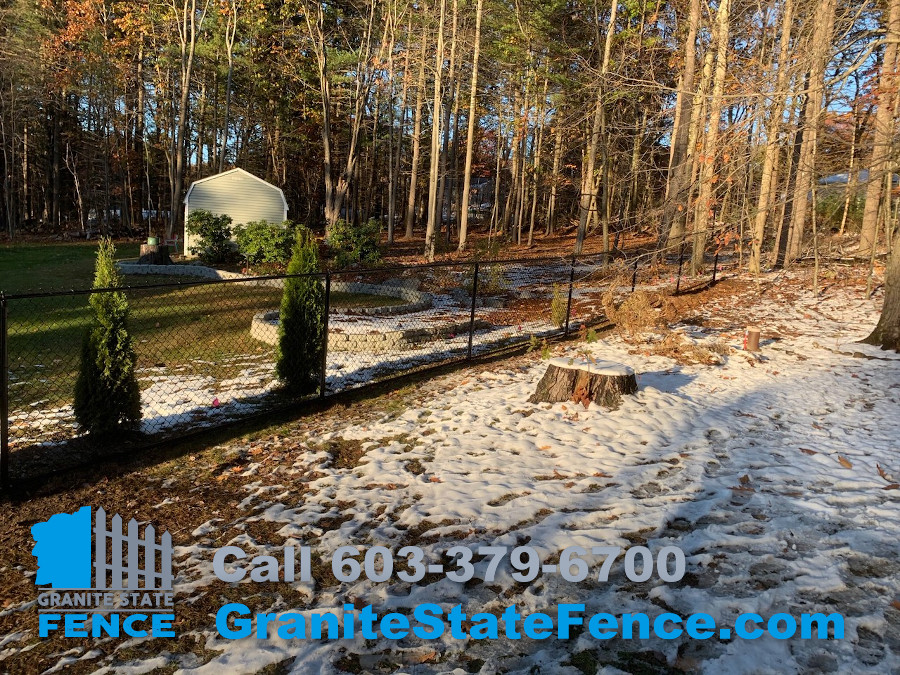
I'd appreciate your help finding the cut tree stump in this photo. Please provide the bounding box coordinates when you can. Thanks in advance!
[137,244,172,265]
[529,357,637,409]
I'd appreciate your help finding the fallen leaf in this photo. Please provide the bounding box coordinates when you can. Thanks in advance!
[739,474,751,485]
[408,651,438,665]
[429,476,442,483]
[593,471,612,478]
[884,484,899,490]
[892,600,900,611]
[812,423,824,430]
[877,464,890,480]
[565,481,576,488]
[800,448,817,455]
[539,445,552,450]
[838,456,853,469]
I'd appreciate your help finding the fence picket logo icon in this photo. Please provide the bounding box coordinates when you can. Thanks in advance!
[30,507,177,637]
[31,506,173,591]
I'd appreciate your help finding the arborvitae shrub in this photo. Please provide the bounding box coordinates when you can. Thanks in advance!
[73,238,142,435]
[277,227,326,394]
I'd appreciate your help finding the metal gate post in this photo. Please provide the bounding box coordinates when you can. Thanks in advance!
[564,256,576,335]
[320,272,330,399]
[467,262,479,360]
[1,294,9,489]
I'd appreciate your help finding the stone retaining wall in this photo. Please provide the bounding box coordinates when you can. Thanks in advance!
[250,310,491,353]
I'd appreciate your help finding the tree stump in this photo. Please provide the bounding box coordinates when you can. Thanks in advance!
[529,357,637,409]
[138,244,172,265]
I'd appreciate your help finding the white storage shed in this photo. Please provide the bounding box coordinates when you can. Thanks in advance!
[183,168,288,256]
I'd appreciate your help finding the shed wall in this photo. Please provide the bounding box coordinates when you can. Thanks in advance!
[184,171,287,257]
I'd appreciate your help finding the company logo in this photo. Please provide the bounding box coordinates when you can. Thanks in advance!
[31,507,176,638]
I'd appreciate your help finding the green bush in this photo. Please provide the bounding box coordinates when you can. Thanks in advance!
[815,192,864,233]
[328,218,382,268]
[463,262,510,296]
[73,238,142,435]
[234,220,296,268]
[186,209,234,263]
[277,227,326,394]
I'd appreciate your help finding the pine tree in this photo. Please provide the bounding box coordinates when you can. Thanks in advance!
[73,238,142,435]
[277,227,326,393]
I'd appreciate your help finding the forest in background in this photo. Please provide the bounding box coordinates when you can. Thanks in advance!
[1,0,899,269]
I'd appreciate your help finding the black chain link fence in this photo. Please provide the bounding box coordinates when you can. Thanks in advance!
[0,251,726,485]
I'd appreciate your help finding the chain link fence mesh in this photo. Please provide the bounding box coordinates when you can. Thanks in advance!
[2,253,724,483]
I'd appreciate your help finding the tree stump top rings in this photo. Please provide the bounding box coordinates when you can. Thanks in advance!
[547,356,634,377]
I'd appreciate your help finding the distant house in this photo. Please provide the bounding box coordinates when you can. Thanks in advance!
[184,168,288,256]
[818,170,900,192]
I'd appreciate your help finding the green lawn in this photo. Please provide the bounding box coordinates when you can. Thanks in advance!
[0,242,141,294]
[3,244,409,425]
[8,280,283,413]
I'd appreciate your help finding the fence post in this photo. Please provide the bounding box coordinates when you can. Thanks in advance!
[320,272,330,399]
[564,256,576,335]
[467,262,479,360]
[631,259,639,293]
[712,251,719,284]
[1,294,7,490]
[675,244,686,294]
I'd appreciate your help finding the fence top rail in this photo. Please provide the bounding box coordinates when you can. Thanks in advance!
[2,250,634,301]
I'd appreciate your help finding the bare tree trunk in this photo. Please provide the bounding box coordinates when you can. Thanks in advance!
[436,0,458,246]
[575,0,618,256]
[860,0,900,255]
[786,0,835,263]
[527,77,548,247]
[169,0,207,238]
[457,0,483,251]
[424,0,446,260]
[864,227,900,350]
[305,0,377,234]
[660,0,700,250]
[691,0,731,274]
[750,0,794,274]
[404,30,428,240]
[218,0,237,173]
[546,119,563,236]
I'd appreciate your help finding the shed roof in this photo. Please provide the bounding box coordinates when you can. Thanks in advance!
[184,168,288,211]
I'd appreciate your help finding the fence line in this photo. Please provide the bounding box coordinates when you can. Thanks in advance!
[0,250,725,488]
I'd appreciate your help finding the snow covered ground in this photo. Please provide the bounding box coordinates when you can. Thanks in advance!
[5,270,899,673]
[153,273,900,672]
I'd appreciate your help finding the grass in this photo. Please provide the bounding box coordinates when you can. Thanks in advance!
[0,242,141,294]
[330,291,405,308]
[8,279,283,412]
[3,243,414,423]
